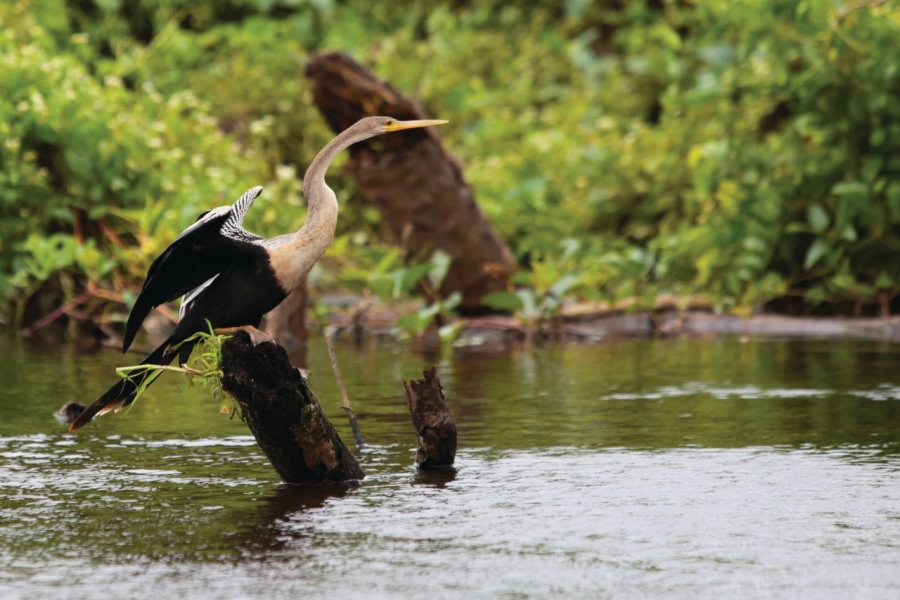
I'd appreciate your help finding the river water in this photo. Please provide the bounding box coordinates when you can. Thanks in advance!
[0,335,898,598]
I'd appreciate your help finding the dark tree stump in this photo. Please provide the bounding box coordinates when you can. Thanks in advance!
[264,283,307,354]
[404,367,457,468]
[221,331,364,483]
[305,51,517,313]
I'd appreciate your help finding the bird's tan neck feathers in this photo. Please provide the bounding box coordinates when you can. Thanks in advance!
[263,123,373,293]
[264,188,338,292]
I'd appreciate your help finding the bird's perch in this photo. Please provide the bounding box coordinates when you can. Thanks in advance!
[220,331,364,483]
[404,367,457,468]
[305,51,517,313]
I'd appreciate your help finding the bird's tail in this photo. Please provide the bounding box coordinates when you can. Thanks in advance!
[69,339,182,432]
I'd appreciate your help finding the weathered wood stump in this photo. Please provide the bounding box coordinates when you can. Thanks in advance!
[403,367,457,468]
[305,51,517,314]
[220,331,364,483]
[264,284,307,353]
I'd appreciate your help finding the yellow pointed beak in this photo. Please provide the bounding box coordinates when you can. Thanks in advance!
[383,119,448,132]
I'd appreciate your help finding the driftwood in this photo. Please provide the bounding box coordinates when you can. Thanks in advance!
[305,51,517,313]
[220,331,364,483]
[55,402,86,425]
[404,367,457,468]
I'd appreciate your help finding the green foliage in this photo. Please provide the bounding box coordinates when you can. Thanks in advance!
[330,0,900,315]
[333,245,461,339]
[0,3,264,314]
[483,238,605,324]
[395,292,462,340]
[115,326,232,413]
[1,0,899,325]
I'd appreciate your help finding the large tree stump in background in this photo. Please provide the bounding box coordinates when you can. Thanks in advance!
[264,284,307,356]
[305,51,517,314]
[221,331,364,483]
[404,367,457,468]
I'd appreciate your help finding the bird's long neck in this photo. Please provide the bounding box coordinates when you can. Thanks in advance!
[265,127,367,292]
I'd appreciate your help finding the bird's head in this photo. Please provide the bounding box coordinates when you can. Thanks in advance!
[349,115,448,141]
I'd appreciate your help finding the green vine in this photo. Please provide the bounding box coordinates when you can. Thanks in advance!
[113,324,234,416]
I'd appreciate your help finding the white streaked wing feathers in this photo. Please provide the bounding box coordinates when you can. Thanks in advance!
[179,275,219,321]
[171,205,231,245]
[176,186,265,321]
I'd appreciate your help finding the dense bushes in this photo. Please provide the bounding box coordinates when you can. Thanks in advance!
[1,0,898,327]
[0,6,265,320]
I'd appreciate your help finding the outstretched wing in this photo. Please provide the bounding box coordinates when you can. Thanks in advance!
[122,186,264,352]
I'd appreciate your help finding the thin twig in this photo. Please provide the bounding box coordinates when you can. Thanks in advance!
[97,218,125,247]
[84,281,124,302]
[155,303,180,324]
[325,329,365,450]
[22,290,93,336]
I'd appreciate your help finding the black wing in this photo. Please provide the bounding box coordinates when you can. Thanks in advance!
[122,187,264,352]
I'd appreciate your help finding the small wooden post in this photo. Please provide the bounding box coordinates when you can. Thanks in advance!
[403,367,457,468]
[220,331,364,483]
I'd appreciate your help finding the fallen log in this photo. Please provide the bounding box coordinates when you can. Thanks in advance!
[220,331,364,483]
[404,367,457,468]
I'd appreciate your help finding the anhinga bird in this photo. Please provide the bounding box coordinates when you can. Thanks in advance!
[69,116,446,432]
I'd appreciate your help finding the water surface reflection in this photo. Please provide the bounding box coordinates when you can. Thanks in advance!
[0,336,898,597]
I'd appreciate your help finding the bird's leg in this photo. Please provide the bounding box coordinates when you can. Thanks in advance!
[214,325,276,347]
